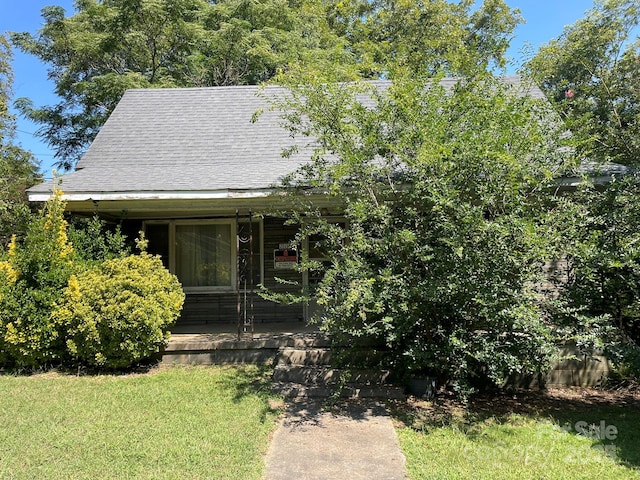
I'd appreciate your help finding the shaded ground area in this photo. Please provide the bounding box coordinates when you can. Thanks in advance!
[389,385,640,470]
[390,385,640,424]
[265,400,408,480]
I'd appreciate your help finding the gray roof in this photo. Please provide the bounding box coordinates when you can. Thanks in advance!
[31,84,312,196]
[29,76,548,199]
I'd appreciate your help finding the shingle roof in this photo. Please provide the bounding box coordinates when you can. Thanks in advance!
[31,84,313,196]
[28,76,548,199]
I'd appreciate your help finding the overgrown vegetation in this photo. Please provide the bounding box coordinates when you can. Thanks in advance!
[258,0,640,396]
[553,175,640,380]
[266,71,575,396]
[527,0,640,381]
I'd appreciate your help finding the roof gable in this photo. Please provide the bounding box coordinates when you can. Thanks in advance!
[31,84,313,197]
[29,76,548,200]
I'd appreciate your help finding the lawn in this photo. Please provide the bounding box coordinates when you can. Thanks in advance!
[394,388,640,480]
[0,365,281,480]
[3,365,640,480]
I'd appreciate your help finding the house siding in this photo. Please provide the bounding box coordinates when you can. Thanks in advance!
[143,215,305,327]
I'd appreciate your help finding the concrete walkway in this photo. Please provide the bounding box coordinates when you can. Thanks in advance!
[264,400,408,480]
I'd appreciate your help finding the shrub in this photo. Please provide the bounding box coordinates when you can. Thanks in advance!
[269,74,574,397]
[67,215,130,262]
[557,175,640,380]
[0,193,75,367]
[53,252,185,368]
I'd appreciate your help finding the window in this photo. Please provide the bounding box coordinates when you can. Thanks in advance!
[145,223,170,268]
[144,219,262,292]
[176,224,232,288]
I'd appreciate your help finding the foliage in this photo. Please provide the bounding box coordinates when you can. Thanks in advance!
[0,192,181,369]
[67,215,130,262]
[270,71,575,395]
[11,0,522,170]
[0,34,41,247]
[527,0,640,380]
[554,175,640,378]
[0,190,75,366]
[526,0,640,167]
[10,0,356,170]
[332,0,522,77]
[52,247,184,368]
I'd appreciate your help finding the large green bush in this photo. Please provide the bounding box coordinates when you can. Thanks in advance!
[0,191,183,369]
[270,73,575,396]
[556,175,640,379]
[52,252,185,368]
[0,193,75,366]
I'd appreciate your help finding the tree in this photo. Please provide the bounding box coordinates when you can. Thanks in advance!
[351,0,521,76]
[12,0,521,170]
[11,0,356,170]
[526,0,640,379]
[0,35,41,247]
[269,71,575,395]
[526,0,640,167]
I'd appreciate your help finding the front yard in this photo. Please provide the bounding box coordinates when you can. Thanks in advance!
[394,387,640,479]
[1,365,639,479]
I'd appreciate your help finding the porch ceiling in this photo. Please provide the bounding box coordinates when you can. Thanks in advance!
[57,193,343,220]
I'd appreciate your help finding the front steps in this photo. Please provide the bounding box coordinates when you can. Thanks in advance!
[271,336,404,400]
[272,364,405,400]
[162,330,405,400]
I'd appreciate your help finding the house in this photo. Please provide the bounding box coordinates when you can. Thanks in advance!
[29,76,621,333]
[27,82,347,330]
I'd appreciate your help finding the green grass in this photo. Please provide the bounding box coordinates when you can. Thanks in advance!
[394,392,640,480]
[0,365,282,480]
[4,365,640,480]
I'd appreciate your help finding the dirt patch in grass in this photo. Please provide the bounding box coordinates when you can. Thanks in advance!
[470,385,640,417]
[390,384,640,428]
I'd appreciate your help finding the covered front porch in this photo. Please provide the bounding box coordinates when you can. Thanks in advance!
[77,198,338,331]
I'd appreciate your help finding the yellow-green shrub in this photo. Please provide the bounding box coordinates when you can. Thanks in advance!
[0,193,75,367]
[53,252,184,368]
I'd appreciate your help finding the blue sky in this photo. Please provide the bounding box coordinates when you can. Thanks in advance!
[1,0,594,178]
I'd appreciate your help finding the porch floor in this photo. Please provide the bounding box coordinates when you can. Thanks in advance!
[164,321,328,363]
[168,320,319,341]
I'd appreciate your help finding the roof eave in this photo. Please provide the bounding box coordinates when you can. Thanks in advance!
[27,188,278,203]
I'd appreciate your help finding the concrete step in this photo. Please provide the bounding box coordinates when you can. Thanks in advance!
[273,382,406,400]
[273,365,391,385]
[162,348,278,365]
[276,347,333,366]
[162,331,333,365]
[165,331,331,352]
